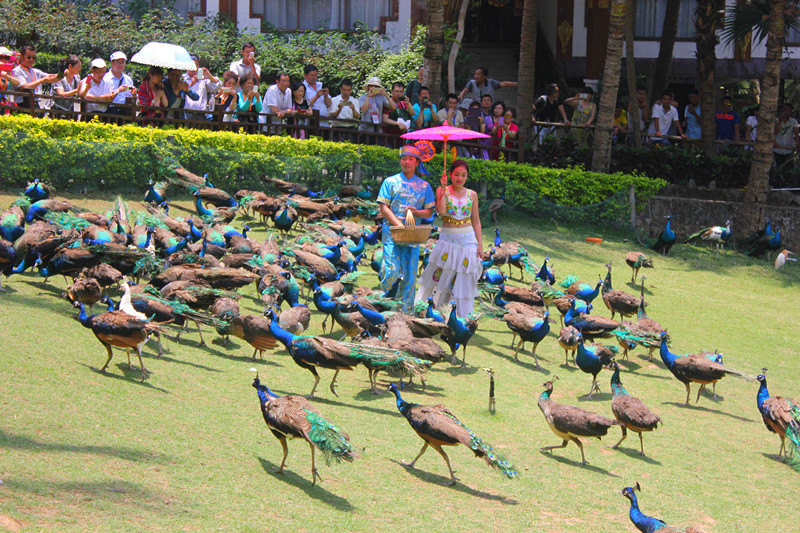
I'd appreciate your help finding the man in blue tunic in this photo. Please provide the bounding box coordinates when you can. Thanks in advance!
[377,143,436,312]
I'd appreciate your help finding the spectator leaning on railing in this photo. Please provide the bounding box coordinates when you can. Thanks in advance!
[438,93,465,127]
[262,72,292,125]
[52,55,81,115]
[411,85,439,131]
[79,58,130,116]
[1,47,23,113]
[773,103,799,168]
[215,71,239,123]
[383,82,412,135]
[183,54,219,121]
[650,90,686,144]
[329,78,360,141]
[12,45,61,108]
[303,63,331,127]
[359,76,394,134]
[531,83,562,143]
[104,51,135,117]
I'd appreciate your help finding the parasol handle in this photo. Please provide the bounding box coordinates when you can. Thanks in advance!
[441,140,449,188]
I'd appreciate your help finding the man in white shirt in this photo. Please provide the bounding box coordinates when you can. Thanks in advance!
[12,44,59,107]
[183,54,219,120]
[650,90,686,144]
[261,72,292,133]
[229,42,261,90]
[437,93,465,127]
[329,78,361,141]
[79,58,126,115]
[103,51,135,117]
[303,63,331,127]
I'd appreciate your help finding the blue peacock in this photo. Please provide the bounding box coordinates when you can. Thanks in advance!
[755,372,800,469]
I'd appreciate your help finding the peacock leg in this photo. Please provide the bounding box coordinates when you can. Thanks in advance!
[431,443,457,486]
[195,320,206,346]
[308,371,321,398]
[612,425,627,450]
[540,439,569,454]
[459,345,467,368]
[564,349,570,366]
[531,342,541,370]
[621,347,629,361]
[712,383,717,400]
[402,441,429,469]
[587,377,597,398]
[309,444,321,486]
[778,436,786,459]
[513,338,523,362]
[684,382,692,405]
[125,348,132,369]
[135,347,149,381]
[155,332,163,358]
[574,438,587,464]
[638,432,646,456]
[696,384,705,403]
[272,437,288,474]
[648,347,655,361]
[510,332,517,351]
[98,343,114,373]
[450,348,459,366]
[252,347,259,360]
[329,369,340,396]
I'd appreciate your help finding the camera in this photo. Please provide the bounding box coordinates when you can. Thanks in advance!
[578,93,589,99]
[421,97,430,108]
[249,51,255,58]
[196,68,204,80]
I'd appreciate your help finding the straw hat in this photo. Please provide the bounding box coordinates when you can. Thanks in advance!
[362,76,385,91]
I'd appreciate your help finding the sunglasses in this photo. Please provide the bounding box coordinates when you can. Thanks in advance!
[24,55,36,60]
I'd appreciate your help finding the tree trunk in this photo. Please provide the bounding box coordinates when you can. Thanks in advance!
[424,0,446,105]
[695,0,723,158]
[447,0,470,94]
[516,0,538,145]
[649,0,681,106]
[625,0,641,148]
[738,0,785,237]
[591,0,626,173]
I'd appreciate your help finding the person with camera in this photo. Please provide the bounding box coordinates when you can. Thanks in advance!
[411,86,440,131]
[229,42,261,91]
[0,47,22,115]
[12,45,61,108]
[328,78,360,141]
[103,51,136,119]
[183,54,219,121]
[358,77,394,137]
[562,87,596,143]
[234,74,262,130]
[214,71,239,123]
[383,82,413,137]
[78,58,129,118]
[303,64,331,128]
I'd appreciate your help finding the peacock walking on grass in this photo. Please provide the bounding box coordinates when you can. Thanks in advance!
[575,333,616,398]
[441,304,479,368]
[755,372,800,468]
[651,215,676,256]
[624,252,653,284]
[622,483,702,533]
[252,375,359,486]
[388,383,516,486]
[610,363,661,456]
[685,220,731,253]
[538,380,620,464]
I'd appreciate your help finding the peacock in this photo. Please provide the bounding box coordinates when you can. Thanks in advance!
[538,380,620,464]
[502,307,550,369]
[388,383,516,486]
[217,314,278,359]
[1,205,26,243]
[651,215,677,256]
[441,304,479,367]
[252,375,358,485]
[659,331,748,405]
[575,333,616,398]
[624,251,653,284]
[75,301,164,381]
[601,263,640,320]
[0,239,16,290]
[424,296,445,323]
[535,256,555,285]
[621,483,702,533]
[565,299,619,340]
[685,220,731,253]
[755,372,800,467]
[557,325,581,366]
[23,178,53,202]
[144,179,168,205]
[564,277,603,304]
[610,362,661,456]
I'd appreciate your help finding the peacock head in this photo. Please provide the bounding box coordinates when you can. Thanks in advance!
[148,179,154,186]
[621,483,641,501]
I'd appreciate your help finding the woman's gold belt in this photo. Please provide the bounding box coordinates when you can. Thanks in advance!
[441,216,472,226]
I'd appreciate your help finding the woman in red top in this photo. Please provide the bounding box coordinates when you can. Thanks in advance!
[137,66,168,120]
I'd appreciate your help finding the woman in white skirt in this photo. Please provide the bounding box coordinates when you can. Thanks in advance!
[416,160,483,317]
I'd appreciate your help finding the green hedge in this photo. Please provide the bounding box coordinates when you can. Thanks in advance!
[0,115,666,209]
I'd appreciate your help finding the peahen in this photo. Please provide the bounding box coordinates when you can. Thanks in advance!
[557,325,581,366]
[75,301,164,381]
[538,380,621,464]
[622,483,701,533]
[755,372,800,466]
[252,375,358,485]
[659,331,748,405]
[651,215,677,256]
[624,251,653,283]
[388,383,516,486]
[610,362,661,456]
[685,220,731,253]
[601,263,640,320]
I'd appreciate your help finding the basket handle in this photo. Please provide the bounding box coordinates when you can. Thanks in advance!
[404,210,416,229]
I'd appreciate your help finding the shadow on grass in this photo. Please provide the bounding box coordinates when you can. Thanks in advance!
[577,392,612,402]
[537,450,621,477]
[152,352,222,373]
[3,477,161,502]
[75,362,171,394]
[661,401,757,423]
[0,429,170,463]
[611,445,662,465]
[299,394,397,417]
[388,459,519,504]
[256,457,355,511]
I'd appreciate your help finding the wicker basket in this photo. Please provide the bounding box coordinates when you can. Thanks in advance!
[390,210,432,245]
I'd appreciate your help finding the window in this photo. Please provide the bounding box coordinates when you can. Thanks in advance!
[187,0,206,16]
[635,0,697,39]
[251,0,392,31]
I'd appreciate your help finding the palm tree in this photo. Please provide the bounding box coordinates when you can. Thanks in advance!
[650,0,682,106]
[446,0,470,94]
[515,0,538,148]
[695,0,725,157]
[625,0,641,148]
[722,0,799,235]
[423,0,446,105]
[591,0,626,173]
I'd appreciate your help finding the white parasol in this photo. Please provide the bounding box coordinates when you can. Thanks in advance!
[130,42,195,71]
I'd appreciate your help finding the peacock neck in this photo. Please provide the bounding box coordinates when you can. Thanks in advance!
[602,270,612,293]
[391,387,411,416]
[659,337,677,368]
[757,380,770,411]
[76,303,93,328]
[611,368,627,397]
[256,386,273,407]
[268,316,296,347]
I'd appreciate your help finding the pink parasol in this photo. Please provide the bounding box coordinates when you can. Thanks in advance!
[402,124,490,187]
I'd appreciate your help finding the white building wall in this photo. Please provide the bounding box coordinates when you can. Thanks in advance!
[384,0,413,51]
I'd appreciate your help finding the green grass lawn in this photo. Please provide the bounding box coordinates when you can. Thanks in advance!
[1,191,798,532]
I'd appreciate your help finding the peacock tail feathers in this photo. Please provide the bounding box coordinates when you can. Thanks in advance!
[303,409,359,464]
[132,254,165,278]
[474,298,509,319]
[520,256,538,275]
[289,263,312,281]
[413,300,429,314]
[44,212,91,231]
[443,411,517,479]
[348,344,432,378]
[12,196,31,210]
[238,194,255,206]
[612,327,664,348]
[133,211,170,229]
[113,196,130,224]
[787,404,800,471]
[339,271,363,286]
[537,284,566,299]
[559,275,579,288]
